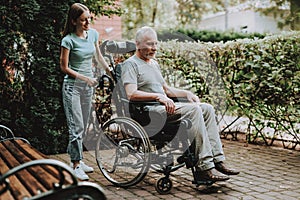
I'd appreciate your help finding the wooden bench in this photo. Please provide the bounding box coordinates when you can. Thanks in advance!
[0,125,106,200]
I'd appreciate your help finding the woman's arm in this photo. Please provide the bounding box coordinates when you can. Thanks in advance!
[94,42,113,77]
[60,46,98,86]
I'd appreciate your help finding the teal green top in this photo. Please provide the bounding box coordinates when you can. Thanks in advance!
[61,28,99,83]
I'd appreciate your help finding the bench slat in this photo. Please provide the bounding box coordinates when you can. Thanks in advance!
[13,139,46,160]
[0,140,67,199]
[0,125,106,200]
[13,139,73,185]
[3,140,61,188]
[0,143,33,199]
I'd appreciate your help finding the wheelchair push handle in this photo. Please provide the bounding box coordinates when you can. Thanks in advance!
[100,40,136,56]
[106,40,136,54]
[100,40,136,82]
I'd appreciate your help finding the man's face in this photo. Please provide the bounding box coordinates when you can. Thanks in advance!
[136,33,158,61]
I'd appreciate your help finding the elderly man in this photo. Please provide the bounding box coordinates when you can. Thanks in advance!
[121,26,239,183]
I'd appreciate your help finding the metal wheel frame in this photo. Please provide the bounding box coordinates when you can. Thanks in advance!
[95,117,151,187]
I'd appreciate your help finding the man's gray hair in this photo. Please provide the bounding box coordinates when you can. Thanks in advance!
[135,26,157,42]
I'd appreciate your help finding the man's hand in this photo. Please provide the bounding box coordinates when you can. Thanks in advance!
[186,91,200,103]
[156,94,175,114]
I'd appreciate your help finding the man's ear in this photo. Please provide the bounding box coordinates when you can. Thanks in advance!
[136,42,141,50]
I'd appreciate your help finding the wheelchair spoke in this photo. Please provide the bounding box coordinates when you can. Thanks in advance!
[95,117,151,187]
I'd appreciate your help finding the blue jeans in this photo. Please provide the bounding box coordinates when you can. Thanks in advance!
[62,81,93,161]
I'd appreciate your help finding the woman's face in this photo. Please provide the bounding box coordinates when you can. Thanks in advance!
[73,10,91,32]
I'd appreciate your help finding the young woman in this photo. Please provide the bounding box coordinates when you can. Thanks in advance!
[60,3,110,180]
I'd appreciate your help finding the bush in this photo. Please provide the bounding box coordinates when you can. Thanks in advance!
[157,31,300,149]
[158,29,266,43]
[0,0,122,154]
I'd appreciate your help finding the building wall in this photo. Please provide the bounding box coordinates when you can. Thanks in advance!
[90,15,122,41]
[199,10,289,33]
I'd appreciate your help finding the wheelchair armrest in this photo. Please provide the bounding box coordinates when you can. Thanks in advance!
[121,97,190,105]
[120,98,160,106]
[170,97,190,103]
[129,100,160,106]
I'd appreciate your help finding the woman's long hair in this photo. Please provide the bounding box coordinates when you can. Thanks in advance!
[62,3,89,37]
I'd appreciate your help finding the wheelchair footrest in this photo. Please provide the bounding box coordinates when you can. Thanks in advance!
[177,153,198,168]
[191,167,216,187]
[192,179,215,187]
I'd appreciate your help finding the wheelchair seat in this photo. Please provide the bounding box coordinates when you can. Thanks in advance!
[115,62,190,143]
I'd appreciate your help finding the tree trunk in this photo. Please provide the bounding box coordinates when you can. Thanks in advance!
[151,0,158,26]
[290,0,300,30]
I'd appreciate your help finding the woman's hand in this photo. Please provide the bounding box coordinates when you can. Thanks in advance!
[86,77,98,87]
[105,68,114,80]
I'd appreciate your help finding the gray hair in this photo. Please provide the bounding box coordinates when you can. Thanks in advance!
[135,26,157,42]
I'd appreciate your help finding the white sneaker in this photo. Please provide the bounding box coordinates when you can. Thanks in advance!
[70,161,94,173]
[79,161,94,173]
[74,165,89,181]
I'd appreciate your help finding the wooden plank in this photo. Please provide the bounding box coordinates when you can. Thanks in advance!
[1,141,48,197]
[0,139,75,200]
[2,140,59,191]
[0,156,16,200]
[13,140,72,185]
[14,139,46,160]
[0,143,32,200]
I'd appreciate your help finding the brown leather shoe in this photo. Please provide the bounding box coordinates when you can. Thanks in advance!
[215,162,240,175]
[195,168,230,182]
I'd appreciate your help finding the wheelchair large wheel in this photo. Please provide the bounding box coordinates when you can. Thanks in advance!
[95,117,151,187]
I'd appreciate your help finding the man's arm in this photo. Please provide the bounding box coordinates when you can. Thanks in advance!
[124,83,176,114]
[124,83,159,101]
[163,84,200,103]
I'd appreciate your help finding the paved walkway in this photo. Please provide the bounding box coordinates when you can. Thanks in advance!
[50,139,300,200]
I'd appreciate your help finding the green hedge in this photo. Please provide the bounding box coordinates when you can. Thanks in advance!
[158,29,266,42]
[0,0,122,155]
[157,31,300,148]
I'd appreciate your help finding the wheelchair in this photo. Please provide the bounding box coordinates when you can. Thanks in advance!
[94,40,215,194]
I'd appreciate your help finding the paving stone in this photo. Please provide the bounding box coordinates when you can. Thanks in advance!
[49,139,300,200]
[238,196,257,200]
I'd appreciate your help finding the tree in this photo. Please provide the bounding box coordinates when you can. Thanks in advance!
[121,0,163,38]
[250,0,300,30]
[174,0,243,27]
[84,0,123,17]
[121,0,300,34]
[289,0,300,30]
[0,0,122,154]
[121,0,253,37]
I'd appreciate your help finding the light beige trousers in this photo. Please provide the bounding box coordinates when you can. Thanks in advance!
[146,102,225,171]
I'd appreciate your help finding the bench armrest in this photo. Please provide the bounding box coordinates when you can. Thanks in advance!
[0,159,78,195]
[38,182,107,200]
[0,124,14,141]
[0,159,107,199]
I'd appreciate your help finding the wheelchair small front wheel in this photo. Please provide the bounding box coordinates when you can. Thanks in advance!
[155,177,173,195]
